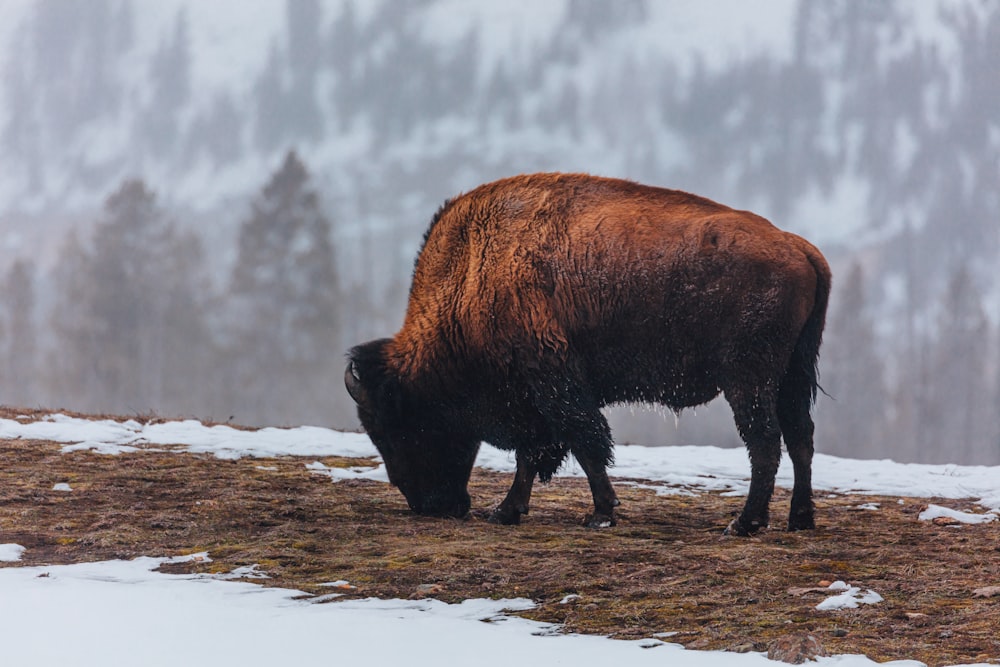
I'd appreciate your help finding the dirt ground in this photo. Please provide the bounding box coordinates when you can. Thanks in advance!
[1,409,999,666]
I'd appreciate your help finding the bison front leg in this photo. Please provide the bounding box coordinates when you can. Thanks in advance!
[489,452,536,525]
[725,387,782,536]
[518,348,618,527]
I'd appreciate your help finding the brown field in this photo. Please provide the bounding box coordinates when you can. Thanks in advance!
[1,409,998,666]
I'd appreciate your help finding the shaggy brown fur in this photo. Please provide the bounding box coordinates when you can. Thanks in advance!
[346,173,831,535]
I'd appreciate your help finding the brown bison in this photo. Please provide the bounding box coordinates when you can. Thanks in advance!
[345,173,831,536]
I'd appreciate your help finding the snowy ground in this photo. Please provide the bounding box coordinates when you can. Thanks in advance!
[1,414,997,667]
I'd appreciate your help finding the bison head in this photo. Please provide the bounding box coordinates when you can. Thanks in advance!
[345,339,479,518]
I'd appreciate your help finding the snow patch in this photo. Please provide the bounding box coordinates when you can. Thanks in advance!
[305,460,388,483]
[210,564,270,580]
[0,414,377,460]
[5,414,1000,516]
[918,504,998,524]
[815,581,885,611]
[0,544,26,562]
[0,553,931,666]
[853,503,880,511]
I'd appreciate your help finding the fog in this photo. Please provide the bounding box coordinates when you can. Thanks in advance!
[0,0,998,464]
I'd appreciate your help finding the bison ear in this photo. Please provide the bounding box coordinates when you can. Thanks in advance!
[344,360,366,405]
[345,339,404,420]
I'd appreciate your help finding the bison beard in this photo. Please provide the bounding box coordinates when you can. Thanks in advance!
[346,173,831,536]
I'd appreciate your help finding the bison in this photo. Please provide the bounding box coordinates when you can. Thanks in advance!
[345,173,831,536]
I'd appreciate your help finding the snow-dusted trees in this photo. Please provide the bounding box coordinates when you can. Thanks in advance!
[815,262,887,460]
[920,267,994,463]
[31,161,345,427]
[225,150,345,425]
[1,0,134,193]
[2,0,1000,461]
[48,179,211,415]
[254,0,324,151]
[141,9,191,159]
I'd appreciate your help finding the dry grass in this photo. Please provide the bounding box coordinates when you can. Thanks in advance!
[1,411,998,665]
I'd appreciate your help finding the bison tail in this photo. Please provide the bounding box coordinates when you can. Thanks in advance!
[793,247,832,406]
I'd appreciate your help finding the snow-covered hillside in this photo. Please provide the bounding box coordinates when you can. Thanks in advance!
[0,0,998,465]
[0,0,983,245]
[0,0,799,218]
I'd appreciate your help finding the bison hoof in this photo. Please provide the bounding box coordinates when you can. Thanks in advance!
[787,514,816,532]
[487,505,525,525]
[724,516,766,537]
[583,512,616,529]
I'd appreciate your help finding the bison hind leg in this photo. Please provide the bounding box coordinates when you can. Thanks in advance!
[778,366,817,532]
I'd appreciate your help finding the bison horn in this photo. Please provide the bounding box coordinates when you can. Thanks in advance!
[344,360,365,404]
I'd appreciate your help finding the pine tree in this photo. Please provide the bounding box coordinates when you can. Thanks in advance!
[328,0,362,130]
[0,260,38,406]
[48,179,211,415]
[186,91,243,165]
[815,262,887,459]
[921,266,993,463]
[994,319,1000,464]
[142,9,192,158]
[481,63,521,131]
[565,0,648,39]
[253,40,287,153]
[226,151,343,425]
[285,0,324,141]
